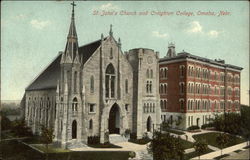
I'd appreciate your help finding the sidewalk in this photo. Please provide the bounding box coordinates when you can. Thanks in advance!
[191,142,248,160]
[70,141,147,152]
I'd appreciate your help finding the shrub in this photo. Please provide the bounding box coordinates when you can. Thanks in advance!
[187,125,200,131]
[129,151,136,158]
[87,136,100,144]
[125,129,131,136]
[201,123,214,129]
[130,133,137,140]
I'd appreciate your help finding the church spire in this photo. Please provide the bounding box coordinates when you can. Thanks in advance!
[109,24,113,37]
[62,1,80,64]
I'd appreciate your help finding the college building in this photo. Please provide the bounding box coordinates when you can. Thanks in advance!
[159,43,242,129]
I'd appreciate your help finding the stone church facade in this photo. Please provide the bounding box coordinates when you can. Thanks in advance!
[23,3,161,148]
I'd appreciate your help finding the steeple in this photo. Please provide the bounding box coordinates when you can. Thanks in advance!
[61,1,80,64]
[166,42,176,58]
[109,24,113,37]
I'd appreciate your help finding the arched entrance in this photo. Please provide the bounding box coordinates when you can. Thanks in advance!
[72,120,77,139]
[147,116,152,132]
[108,103,120,134]
[196,118,200,127]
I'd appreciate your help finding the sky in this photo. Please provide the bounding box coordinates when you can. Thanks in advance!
[1,1,249,105]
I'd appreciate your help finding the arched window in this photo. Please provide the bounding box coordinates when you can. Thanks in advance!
[89,119,93,130]
[164,68,167,78]
[90,76,94,93]
[146,69,150,78]
[149,81,152,93]
[160,100,163,109]
[72,97,78,112]
[125,79,128,94]
[164,100,167,109]
[74,71,77,92]
[110,48,113,59]
[150,69,153,78]
[164,84,167,94]
[105,64,115,98]
[72,120,77,139]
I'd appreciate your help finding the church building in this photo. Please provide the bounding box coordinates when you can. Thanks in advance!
[23,2,161,148]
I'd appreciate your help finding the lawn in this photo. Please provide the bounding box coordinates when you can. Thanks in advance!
[0,140,131,160]
[193,132,245,149]
[179,138,193,149]
[184,148,213,160]
[163,129,185,135]
[128,138,151,145]
[31,144,71,153]
[214,154,230,160]
[88,143,122,148]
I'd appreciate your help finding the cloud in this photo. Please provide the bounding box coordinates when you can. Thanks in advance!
[186,21,203,33]
[152,31,167,38]
[15,14,26,19]
[30,19,50,29]
[207,30,219,38]
[99,3,119,10]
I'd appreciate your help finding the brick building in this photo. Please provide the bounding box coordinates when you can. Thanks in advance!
[159,43,242,129]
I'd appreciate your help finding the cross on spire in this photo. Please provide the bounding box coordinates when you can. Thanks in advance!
[109,24,113,36]
[71,1,76,18]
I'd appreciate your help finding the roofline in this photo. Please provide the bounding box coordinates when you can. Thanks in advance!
[159,52,243,71]
[25,87,56,92]
[25,53,62,91]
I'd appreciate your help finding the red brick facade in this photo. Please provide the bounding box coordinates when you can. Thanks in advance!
[159,53,242,116]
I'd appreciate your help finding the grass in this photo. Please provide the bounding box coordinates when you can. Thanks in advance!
[31,144,71,153]
[129,138,151,145]
[193,132,245,149]
[88,143,122,148]
[184,148,213,160]
[164,129,185,135]
[179,138,193,149]
[0,139,130,160]
[0,139,44,160]
[214,154,230,160]
[234,149,242,153]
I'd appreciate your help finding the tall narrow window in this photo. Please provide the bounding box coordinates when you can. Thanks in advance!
[74,71,77,92]
[150,69,153,78]
[105,64,115,98]
[90,76,94,93]
[146,69,150,78]
[72,97,78,112]
[110,48,113,59]
[125,79,128,94]
[89,119,93,130]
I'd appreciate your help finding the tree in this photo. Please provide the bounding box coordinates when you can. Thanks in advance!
[12,119,32,137]
[216,133,229,156]
[40,125,55,160]
[1,115,12,131]
[193,139,208,160]
[148,131,184,160]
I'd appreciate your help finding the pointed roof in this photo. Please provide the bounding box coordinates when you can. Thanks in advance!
[61,1,79,64]
[26,37,107,91]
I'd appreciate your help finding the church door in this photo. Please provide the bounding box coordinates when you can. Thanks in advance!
[72,120,77,139]
[108,103,120,134]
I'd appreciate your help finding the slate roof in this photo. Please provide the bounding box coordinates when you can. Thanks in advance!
[160,52,243,71]
[26,38,105,91]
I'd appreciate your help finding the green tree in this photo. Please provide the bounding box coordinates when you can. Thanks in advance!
[1,115,12,131]
[148,131,184,160]
[216,133,229,156]
[40,125,55,160]
[193,139,208,160]
[12,119,32,137]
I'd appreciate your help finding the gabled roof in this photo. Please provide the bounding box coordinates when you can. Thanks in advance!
[26,38,106,91]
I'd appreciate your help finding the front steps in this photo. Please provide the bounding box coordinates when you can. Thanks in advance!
[109,134,128,144]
